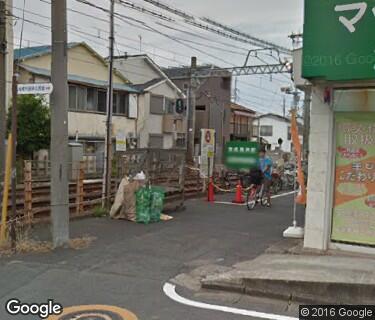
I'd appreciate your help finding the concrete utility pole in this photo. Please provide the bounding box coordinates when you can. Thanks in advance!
[51,0,70,247]
[0,0,6,178]
[103,0,115,208]
[187,56,197,161]
[9,73,17,247]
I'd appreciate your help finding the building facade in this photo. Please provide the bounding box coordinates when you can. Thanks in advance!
[253,113,303,152]
[14,42,140,169]
[229,103,256,141]
[164,66,232,163]
[113,55,187,149]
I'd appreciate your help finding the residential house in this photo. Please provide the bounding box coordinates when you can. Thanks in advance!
[253,113,303,152]
[14,42,140,169]
[113,54,187,149]
[229,103,256,141]
[164,65,232,163]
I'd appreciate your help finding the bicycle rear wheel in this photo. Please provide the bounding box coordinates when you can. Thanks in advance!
[246,187,257,210]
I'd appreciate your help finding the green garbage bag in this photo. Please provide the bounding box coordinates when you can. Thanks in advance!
[136,187,152,224]
[149,187,165,223]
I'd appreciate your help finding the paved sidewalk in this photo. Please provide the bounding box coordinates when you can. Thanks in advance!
[201,253,375,304]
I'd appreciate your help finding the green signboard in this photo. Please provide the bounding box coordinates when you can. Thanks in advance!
[224,141,259,171]
[303,0,375,81]
[332,113,375,246]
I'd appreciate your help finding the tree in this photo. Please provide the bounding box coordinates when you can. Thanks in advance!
[8,95,50,159]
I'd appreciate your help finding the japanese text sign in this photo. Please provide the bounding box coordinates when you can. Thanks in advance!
[303,0,375,81]
[332,113,375,246]
[224,141,259,171]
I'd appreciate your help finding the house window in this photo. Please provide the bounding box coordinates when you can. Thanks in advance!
[150,94,164,115]
[87,87,97,111]
[287,126,292,140]
[253,126,259,136]
[165,98,175,114]
[221,77,231,90]
[260,125,273,137]
[77,86,87,110]
[149,134,163,148]
[98,90,107,113]
[196,105,206,111]
[118,93,129,116]
[176,133,186,148]
[69,85,77,110]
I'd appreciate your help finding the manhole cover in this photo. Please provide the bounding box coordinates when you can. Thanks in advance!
[48,305,138,320]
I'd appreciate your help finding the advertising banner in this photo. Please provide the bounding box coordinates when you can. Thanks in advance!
[332,113,375,246]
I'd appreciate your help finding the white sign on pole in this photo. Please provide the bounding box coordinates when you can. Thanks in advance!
[17,83,54,95]
[116,132,127,152]
[200,129,215,178]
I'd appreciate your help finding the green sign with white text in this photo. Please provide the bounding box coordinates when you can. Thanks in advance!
[303,0,375,81]
[224,141,259,171]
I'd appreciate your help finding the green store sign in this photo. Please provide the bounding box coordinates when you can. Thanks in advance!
[303,0,375,81]
[224,141,259,171]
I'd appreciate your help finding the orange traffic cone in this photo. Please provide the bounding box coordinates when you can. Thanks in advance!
[232,180,245,204]
[207,177,215,202]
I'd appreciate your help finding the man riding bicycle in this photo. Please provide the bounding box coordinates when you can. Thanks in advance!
[259,148,273,207]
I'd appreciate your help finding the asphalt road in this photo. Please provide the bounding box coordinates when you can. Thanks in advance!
[0,193,304,320]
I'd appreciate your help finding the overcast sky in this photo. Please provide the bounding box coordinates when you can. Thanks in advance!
[11,0,304,114]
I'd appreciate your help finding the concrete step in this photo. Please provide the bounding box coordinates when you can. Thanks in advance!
[201,254,375,304]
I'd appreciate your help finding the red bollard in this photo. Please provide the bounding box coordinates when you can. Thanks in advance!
[207,177,215,202]
[232,180,245,204]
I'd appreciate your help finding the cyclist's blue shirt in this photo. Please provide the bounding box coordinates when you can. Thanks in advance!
[259,157,272,180]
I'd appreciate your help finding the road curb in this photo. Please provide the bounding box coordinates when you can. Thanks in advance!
[201,277,375,304]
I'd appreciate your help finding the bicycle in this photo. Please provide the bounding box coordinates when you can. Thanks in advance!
[246,182,268,210]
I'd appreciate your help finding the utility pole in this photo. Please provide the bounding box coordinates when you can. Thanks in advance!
[51,0,70,247]
[0,0,6,178]
[9,74,17,247]
[103,0,115,208]
[187,56,197,161]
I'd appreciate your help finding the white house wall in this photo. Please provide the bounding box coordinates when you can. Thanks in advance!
[138,81,186,149]
[258,117,292,152]
[69,112,136,139]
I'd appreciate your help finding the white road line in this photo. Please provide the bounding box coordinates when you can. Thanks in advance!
[163,283,298,320]
[214,191,297,206]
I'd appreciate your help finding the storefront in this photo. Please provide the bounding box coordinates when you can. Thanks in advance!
[301,0,375,254]
[332,90,375,247]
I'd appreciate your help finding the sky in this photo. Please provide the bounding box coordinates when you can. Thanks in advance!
[11,0,304,115]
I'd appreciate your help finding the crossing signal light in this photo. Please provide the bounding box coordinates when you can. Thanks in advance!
[176,99,184,114]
